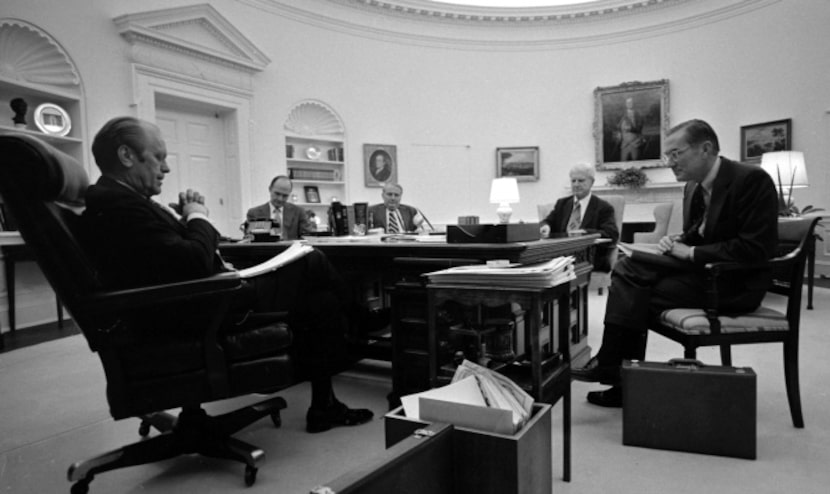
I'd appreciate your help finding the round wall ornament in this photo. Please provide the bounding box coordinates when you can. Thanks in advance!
[34,102,71,137]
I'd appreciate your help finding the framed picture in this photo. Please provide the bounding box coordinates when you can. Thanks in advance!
[364,144,397,187]
[594,79,669,170]
[33,102,71,137]
[496,147,539,182]
[740,119,792,163]
[304,185,320,203]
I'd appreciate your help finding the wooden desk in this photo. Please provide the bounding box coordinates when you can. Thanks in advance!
[220,235,597,404]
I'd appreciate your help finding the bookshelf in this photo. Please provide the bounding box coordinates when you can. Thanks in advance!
[284,101,346,230]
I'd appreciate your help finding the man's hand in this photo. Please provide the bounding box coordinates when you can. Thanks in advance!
[540,224,551,237]
[169,188,209,218]
[658,234,693,260]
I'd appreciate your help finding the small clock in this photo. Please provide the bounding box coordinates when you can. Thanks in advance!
[305,146,321,160]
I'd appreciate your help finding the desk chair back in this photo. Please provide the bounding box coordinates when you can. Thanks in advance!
[591,195,625,294]
[652,216,820,428]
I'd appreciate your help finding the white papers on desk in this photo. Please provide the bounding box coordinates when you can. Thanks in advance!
[424,256,575,288]
[236,241,314,278]
[400,375,487,421]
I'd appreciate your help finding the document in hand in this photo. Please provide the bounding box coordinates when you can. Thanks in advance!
[236,241,314,278]
[617,242,695,270]
[424,256,576,288]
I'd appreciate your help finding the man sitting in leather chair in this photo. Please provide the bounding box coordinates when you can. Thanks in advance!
[80,116,373,433]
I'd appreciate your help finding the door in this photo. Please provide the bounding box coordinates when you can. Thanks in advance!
[155,106,236,236]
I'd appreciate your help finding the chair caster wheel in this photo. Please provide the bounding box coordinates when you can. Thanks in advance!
[271,411,281,428]
[138,420,151,437]
[244,465,258,486]
[71,479,91,494]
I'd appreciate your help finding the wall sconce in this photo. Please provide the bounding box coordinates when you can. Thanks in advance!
[489,177,520,223]
[760,151,808,215]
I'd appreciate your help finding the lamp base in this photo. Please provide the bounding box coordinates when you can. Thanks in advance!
[495,203,512,224]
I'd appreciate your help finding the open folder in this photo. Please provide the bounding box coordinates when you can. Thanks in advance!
[236,241,314,278]
[617,242,695,270]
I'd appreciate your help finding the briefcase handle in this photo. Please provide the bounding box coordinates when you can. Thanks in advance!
[668,358,705,370]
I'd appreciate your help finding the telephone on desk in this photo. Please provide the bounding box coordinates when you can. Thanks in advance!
[241,219,281,242]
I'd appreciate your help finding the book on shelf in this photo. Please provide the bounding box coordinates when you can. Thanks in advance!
[288,167,336,181]
[424,256,576,288]
[617,242,695,270]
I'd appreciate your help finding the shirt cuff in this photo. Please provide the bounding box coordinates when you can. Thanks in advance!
[689,246,695,262]
[185,212,210,223]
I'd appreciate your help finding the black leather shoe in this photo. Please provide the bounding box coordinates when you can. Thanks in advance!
[571,356,618,384]
[586,386,622,408]
[306,401,374,433]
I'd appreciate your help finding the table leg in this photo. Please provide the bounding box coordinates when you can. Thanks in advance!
[4,254,14,332]
[807,235,815,310]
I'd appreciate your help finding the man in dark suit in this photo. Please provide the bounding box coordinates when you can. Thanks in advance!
[540,163,619,271]
[81,116,373,432]
[572,119,779,407]
[368,182,424,233]
[246,175,310,240]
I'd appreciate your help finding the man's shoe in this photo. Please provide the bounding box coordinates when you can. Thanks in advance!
[306,401,374,433]
[571,356,618,384]
[586,386,622,408]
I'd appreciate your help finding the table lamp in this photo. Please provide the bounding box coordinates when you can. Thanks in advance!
[489,177,520,223]
[760,151,808,215]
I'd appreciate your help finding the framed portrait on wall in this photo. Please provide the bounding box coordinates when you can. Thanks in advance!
[594,79,669,170]
[304,185,320,203]
[496,146,539,182]
[740,119,792,163]
[364,143,397,187]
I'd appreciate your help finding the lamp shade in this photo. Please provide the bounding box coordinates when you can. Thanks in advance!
[489,177,520,204]
[761,151,809,189]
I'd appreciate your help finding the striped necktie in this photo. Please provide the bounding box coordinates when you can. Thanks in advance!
[567,201,582,231]
[387,210,401,233]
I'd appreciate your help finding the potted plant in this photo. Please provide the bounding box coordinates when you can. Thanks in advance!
[607,166,648,188]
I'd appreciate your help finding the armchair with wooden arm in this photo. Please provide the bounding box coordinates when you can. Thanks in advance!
[650,216,820,428]
[0,133,296,493]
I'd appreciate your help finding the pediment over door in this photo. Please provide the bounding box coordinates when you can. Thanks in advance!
[114,3,270,90]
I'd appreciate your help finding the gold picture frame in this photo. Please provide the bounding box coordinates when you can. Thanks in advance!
[594,79,669,170]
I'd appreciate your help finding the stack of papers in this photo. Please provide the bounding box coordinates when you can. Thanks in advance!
[400,359,534,434]
[236,241,314,278]
[424,256,575,288]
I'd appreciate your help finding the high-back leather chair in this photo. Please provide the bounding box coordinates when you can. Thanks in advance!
[651,216,821,428]
[0,134,296,492]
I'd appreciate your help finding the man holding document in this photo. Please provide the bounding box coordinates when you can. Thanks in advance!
[80,116,373,432]
[571,119,779,407]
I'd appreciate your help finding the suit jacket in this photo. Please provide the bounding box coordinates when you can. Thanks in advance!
[680,157,779,288]
[246,201,310,240]
[542,195,619,271]
[368,203,419,233]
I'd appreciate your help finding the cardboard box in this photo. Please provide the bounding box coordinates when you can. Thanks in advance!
[385,403,552,494]
[446,223,540,243]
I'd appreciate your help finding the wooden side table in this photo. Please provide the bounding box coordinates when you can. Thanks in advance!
[426,282,572,482]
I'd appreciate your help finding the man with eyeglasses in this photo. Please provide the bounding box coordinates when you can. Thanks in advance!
[572,119,779,407]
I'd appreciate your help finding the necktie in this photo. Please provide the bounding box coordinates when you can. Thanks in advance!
[388,210,401,233]
[567,201,582,231]
[272,207,282,236]
[685,185,706,244]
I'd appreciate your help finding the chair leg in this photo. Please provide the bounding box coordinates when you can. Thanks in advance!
[68,396,288,491]
[783,341,804,428]
[719,345,732,366]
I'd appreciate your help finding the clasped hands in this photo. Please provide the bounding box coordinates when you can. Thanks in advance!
[168,188,209,218]
[658,234,693,261]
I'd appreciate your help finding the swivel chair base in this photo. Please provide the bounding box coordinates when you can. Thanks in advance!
[68,396,287,493]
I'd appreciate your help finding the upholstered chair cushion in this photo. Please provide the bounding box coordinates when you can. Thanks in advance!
[659,307,789,336]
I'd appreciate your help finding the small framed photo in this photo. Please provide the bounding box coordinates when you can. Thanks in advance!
[304,185,320,203]
[364,144,397,187]
[740,119,792,163]
[33,102,72,137]
[496,146,539,182]
[594,79,669,170]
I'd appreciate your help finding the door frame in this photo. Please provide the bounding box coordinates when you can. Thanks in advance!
[131,63,253,231]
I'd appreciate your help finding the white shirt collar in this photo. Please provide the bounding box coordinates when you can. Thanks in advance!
[573,192,592,211]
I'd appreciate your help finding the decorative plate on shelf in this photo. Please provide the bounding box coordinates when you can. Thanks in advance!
[34,103,71,137]
[305,146,322,160]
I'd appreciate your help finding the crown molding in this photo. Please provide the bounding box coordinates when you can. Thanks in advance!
[114,3,270,73]
[238,0,780,50]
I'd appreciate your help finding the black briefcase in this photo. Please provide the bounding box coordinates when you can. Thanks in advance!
[622,359,756,459]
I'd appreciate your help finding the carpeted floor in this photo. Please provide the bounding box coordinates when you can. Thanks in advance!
[2,287,830,493]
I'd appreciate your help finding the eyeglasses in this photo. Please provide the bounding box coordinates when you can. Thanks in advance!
[661,145,691,164]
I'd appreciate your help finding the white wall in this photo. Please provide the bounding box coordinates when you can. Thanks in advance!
[2,0,830,327]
